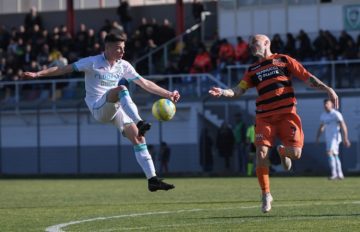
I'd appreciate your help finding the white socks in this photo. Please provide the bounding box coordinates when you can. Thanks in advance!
[334,155,344,178]
[328,155,337,177]
[133,143,156,179]
[328,155,344,178]
[118,89,142,123]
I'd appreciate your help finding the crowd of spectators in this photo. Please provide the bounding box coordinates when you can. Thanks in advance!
[1,5,360,102]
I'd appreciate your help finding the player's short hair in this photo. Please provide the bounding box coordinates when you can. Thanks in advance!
[323,99,332,104]
[104,33,126,43]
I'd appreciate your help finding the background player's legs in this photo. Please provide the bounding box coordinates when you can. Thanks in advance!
[327,141,343,179]
[327,151,337,179]
[334,155,344,179]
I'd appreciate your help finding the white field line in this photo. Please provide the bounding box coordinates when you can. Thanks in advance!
[45,201,360,232]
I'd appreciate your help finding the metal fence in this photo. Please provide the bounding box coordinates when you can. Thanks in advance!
[0,73,227,111]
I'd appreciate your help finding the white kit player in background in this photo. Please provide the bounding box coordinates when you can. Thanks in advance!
[23,33,180,192]
[316,99,351,180]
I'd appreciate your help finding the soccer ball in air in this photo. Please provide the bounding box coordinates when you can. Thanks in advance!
[152,99,176,121]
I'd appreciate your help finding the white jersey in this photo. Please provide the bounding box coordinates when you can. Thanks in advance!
[73,53,141,111]
[320,109,344,143]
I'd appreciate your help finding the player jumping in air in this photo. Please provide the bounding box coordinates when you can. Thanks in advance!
[23,33,180,192]
[209,34,339,213]
[316,99,350,180]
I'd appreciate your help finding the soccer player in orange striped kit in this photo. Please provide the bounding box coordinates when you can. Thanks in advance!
[209,34,339,213]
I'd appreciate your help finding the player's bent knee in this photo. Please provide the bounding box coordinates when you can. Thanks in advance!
[117,85,128,91]
[292,148,302,159]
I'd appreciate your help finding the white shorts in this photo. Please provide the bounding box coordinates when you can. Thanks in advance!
[326,139,341,155]
[91,93,133,132]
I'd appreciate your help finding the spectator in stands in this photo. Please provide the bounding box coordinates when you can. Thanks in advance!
[313,30,329,60]
[159,142,171,174]
[192,0,205,23]
[284,33,296,57]
[341,39,358,60]
[75,24,88,57]
[270,34,284,54]
[234,36,249,64]
[218,39,235,73]
[24,6,43,30]
[86,29,97,56]
[0,25,10,50]
[117,0,132,34]
[199,128,214,172]
[190,44,212,73]
[216,122,235,169]
[296,29,313,61]
[157,19,176,46]
[338,30,354,57]
[22,44,36,70]
[36,44,51,66]
[209,32,221,68]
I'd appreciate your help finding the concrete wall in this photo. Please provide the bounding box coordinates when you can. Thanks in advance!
[218,1,357,39]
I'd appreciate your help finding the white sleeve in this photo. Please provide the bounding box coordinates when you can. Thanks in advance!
[122,61,141,82]
[335,111,344,122]
[73,57,93,72]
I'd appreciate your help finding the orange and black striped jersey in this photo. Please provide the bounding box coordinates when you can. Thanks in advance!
[238,54,312,118]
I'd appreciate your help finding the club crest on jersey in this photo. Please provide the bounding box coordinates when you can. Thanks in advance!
[272,58,286,67]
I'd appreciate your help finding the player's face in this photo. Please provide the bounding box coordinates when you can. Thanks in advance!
[107,41,125,60]
[249,38,265,57]
[324,100,333,112]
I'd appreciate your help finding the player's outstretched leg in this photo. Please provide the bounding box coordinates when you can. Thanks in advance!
[124,123,175,192]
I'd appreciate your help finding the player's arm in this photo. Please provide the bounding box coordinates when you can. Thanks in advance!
[133,77,180,102]
[23,64,74,79]
[339,120,351,147]
[209,81,247,98]
[286,55,339,109]
[305,75,339,109]
[316,123,325,144]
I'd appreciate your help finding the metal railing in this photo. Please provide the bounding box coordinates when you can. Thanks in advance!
[0,73,227,111]
[226,59,360,89]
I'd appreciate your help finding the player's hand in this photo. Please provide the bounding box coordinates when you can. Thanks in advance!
[169,90,180,103]
[327,87,339,109]
[23,72,38,79]
[343,139,351,148]
[209,87,223,97]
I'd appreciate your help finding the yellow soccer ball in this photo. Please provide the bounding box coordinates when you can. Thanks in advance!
[152,99,176,121]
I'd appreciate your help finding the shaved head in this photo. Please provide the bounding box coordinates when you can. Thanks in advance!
[249,34,272,59]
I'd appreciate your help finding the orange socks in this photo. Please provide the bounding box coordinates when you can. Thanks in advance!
[256,167,270,194]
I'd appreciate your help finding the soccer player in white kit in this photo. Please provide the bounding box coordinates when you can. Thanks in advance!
[316,99,351,180]
[23,33,180,191]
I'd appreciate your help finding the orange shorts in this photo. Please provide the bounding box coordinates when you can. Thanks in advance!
[255,113,304,148]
